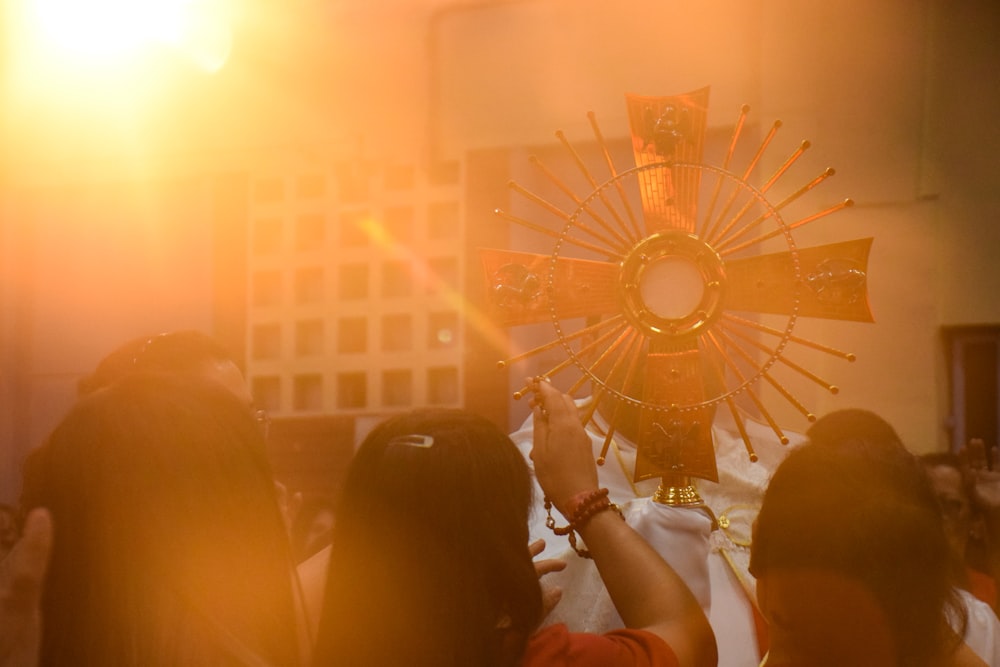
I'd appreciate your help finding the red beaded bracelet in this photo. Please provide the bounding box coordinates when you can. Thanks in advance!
[543,488,623,559]
[564,488,609,524]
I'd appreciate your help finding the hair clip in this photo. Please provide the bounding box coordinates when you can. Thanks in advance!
[388,434,435,448]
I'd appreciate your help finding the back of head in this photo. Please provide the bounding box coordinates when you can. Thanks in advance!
[22,372,299,666]
[313,408,542,667]
[751,416,958,667]
[77,330,238,397]
[805,407,904,453]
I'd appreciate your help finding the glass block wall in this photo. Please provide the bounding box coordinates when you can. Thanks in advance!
[245,161,465,418]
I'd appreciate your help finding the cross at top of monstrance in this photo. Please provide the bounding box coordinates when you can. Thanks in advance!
[481,87,873,509]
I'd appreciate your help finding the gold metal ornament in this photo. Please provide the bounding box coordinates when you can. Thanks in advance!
[482,87,873,507]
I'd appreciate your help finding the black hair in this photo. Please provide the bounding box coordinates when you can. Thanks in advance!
[22,372,300,666]
[77,330,238,396]
[751,416,963,667]
[313,408,543,667]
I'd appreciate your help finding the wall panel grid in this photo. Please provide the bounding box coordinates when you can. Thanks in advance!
[246,161,465,416]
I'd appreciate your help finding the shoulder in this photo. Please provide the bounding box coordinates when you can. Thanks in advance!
[946,642,989,667]
[966,568,998,608]
[952,588,1000,666]
[522,623,679,667]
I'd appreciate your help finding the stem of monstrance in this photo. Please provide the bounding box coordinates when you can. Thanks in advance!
[652,472,704,506]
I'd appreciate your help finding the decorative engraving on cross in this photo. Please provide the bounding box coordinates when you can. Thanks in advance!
[646,417,701,473]
[491,263,541,310]
[806,258,867,306]
[645,104,692,157]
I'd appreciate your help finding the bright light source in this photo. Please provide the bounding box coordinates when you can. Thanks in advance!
[24,0,232,72]
[31,0,173,59]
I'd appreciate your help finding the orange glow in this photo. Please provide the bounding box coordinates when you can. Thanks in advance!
[361,216,511,354]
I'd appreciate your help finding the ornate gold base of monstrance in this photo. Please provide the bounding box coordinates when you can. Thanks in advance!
[652,476,704,506]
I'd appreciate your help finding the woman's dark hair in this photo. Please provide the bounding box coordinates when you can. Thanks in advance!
[750,412,964,667]
[804,407,904,453]
[21,372,300,666]
[77,330,239,396]
[312,408,543,667]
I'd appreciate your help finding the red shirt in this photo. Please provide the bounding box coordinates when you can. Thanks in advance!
[967,566,998,609]
[522,624,680,667]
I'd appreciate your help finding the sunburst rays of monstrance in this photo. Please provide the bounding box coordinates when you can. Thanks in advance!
[481,87,873,508]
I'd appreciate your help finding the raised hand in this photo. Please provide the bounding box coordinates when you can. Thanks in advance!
[958,439,1000,509]
[960,438,991,472]
[527,377,599,514]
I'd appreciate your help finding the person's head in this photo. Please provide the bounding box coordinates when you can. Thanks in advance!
[805,407,904,452]
[313,408,543,667]
[750,415,961,667]
[21,372,300,666]
[77,330,252,407]
[920,452,982,563]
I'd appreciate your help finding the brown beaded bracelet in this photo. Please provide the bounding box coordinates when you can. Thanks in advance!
[543,488,624,559]
[571,496,612,529]
[569,489,610,525]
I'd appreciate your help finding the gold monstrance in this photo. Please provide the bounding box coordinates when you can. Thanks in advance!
[482,88,873,509]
